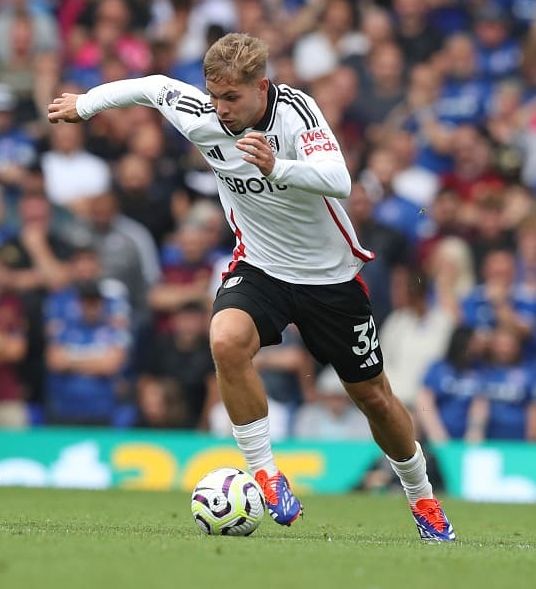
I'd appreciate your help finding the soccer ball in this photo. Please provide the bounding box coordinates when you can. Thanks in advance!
[191,467,265,536]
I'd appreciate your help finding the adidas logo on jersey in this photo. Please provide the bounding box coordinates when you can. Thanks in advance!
[207,145,225,161]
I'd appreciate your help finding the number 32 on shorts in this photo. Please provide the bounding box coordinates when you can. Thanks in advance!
[352,317,379,356]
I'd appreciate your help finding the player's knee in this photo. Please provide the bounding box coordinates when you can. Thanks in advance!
[344,372,393,417]
[210,313,258,370]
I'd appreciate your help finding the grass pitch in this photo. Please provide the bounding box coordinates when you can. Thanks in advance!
[0,488,534,589]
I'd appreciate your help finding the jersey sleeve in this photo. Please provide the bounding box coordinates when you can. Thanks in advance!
[266,88,351,198]
[76,75,210,141]
[291,94,345,165]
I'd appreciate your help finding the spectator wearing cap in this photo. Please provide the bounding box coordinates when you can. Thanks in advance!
[294,364,372,440]
[45,279,129,426]
[0,83,36,199]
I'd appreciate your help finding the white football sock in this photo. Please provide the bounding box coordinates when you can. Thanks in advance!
[386,441,433,505]
[232,416,278,477]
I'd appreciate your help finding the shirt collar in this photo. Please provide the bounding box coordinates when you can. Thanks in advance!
[252,81,277,132]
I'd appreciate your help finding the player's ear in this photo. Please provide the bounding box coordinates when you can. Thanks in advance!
[257,77,269,94]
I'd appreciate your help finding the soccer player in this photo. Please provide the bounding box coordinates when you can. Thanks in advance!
[48,33,455,541]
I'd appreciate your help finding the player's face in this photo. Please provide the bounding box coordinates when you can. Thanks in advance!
[206,77,269,133]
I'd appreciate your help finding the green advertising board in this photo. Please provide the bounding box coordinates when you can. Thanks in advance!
[0,428,382,494]
[433,441,536,502]
[1,429,535,502]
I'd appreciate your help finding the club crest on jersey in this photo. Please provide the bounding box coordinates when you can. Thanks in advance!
[265,134,280,154]
[223,276,243,288]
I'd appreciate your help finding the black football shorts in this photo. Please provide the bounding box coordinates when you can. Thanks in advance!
[212,262,383,383]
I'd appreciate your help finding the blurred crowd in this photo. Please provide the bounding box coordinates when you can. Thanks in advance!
[1,0,536,449]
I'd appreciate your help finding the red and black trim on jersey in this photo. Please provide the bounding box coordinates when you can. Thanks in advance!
[323,197,375,263]
[226,208,247,276]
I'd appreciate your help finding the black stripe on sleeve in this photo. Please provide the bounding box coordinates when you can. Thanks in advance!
[179,95,205,107]
[278,88,319,128]
[277,97,312,130]
[176,106,200,116]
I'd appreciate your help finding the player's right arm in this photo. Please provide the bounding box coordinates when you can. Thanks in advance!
[47,75,203,138]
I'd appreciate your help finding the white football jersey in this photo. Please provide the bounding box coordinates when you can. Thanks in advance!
[77,75,374,284]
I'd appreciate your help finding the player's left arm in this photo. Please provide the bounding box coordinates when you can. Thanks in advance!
[236,95,351,199]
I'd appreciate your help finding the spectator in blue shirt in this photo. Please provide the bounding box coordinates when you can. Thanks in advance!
[416,326,485,441]
[45,280,129,425]
[45,244,130,339]
[473,3,521,83]
[461,249,536,359]
[437,34,491,127]
[361,147,428,244]
[0,84,36,201]
[405,36,490,174]
[467,327,536,440]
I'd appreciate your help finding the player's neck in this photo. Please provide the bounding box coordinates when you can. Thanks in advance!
[252,95,269,127]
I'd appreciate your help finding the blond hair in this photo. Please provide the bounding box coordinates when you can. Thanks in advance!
[203,33,268,84]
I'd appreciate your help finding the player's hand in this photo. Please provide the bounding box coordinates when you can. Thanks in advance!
[236,132,275,176]
[47,93,83,124]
